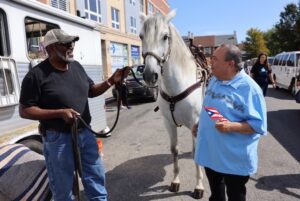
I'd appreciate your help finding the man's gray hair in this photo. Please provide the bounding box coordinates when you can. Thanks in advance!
[221,44,242,70]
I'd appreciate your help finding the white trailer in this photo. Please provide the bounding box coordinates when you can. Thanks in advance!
[0,0,107,153]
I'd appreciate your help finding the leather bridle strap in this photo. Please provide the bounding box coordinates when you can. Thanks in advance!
[160,80,203,127]
[142,27,172,75]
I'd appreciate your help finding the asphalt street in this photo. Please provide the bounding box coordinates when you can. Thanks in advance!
[82,86,300,201]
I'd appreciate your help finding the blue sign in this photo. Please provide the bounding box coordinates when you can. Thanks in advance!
[131,46,140,58]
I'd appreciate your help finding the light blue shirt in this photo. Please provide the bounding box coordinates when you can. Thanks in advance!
[195,70,267,176]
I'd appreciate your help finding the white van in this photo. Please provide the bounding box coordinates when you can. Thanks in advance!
[0,0,107,153]
[272,51,300,95]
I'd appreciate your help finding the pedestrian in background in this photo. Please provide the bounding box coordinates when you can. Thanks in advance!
[250,53,276,96]
[19,29,130,201]
[193,44,267,201]
[120,78,131,109]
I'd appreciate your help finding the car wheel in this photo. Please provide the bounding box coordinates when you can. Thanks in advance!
[273,75,279,90]
[288,78,296,95]
[20,139,43,155]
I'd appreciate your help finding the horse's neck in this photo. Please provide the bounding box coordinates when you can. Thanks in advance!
[160,29,198,96]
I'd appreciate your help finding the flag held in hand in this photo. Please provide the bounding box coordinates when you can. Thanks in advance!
[204,106,228,122]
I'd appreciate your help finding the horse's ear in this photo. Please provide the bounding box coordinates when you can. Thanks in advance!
[165,9,176,23]
[140,12,147,23]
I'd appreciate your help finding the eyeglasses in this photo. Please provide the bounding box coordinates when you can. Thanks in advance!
[57,42,75,48]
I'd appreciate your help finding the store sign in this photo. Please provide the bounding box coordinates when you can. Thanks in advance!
[131,46,140,58]
[110,42,128,73]
[110,42,128,57]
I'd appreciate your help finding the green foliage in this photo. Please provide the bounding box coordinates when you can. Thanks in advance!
[274,3,300,52]
[244,2,300,57]
[243,28,269,59]
[264,28,281,56]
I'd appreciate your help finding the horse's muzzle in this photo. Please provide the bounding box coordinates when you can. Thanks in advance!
[143,72,158,86]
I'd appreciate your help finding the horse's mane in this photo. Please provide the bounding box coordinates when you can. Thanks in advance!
[168,23,197,71]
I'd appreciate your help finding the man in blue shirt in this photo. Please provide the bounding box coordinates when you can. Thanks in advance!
[193,44,267,201]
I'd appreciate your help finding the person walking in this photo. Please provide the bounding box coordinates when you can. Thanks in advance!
[120,79,131,109]
[193,44,267,201]
[250,53,276,96]
[19,29,130,201]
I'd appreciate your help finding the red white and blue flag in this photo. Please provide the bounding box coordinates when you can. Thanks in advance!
[204,106,228,122]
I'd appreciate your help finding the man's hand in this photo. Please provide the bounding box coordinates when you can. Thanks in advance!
[110,66,131,85]
[59,109,80,124]
[215,120,232,133]
[215,120,255,134]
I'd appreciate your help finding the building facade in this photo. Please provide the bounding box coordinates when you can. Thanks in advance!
[37,0,170,79]
[183,31,238,64]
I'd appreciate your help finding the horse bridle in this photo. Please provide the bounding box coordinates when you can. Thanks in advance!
[142,27,172,75]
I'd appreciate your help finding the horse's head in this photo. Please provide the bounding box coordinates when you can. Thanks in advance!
[140,10,176,86]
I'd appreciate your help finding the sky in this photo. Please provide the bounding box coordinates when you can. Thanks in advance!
[168,0,299,43]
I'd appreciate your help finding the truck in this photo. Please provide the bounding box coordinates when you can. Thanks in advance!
[0,0,107,154]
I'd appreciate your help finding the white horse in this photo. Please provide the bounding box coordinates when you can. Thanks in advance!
[140,10,206,199]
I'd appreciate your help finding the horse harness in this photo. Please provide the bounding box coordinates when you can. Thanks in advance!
[142,26,210,127]
[159,75,206,127]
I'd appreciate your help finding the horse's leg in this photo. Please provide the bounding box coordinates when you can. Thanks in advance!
[192,135,204,199]
[164,119,180,192]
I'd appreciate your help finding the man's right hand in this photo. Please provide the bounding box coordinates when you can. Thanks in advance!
[60,109,80,124]
[110,67,131,84]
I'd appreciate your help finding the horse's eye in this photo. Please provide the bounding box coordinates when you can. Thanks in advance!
[139,34,143,40]
[163,35,169,41]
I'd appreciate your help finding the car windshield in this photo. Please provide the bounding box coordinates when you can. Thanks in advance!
[129,65,144,78]
[268,57,274,65]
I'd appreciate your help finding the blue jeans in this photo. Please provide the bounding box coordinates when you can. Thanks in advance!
[43,128,107,201]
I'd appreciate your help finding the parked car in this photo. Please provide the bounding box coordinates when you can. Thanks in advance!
[268,56,274,66]
[272,51,300,95]
[112,65,159,101]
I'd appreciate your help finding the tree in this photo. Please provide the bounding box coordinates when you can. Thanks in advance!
[264,28,281,56]
[274,3,300,52]
[243,28,269,59]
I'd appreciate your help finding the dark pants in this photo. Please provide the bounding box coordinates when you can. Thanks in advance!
[205,167,250,201]
[121,83,129,107]
[260,82,268,96]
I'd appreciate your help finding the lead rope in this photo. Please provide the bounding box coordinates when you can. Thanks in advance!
[71,117,82,201]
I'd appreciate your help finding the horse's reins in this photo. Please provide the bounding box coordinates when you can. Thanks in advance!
[70,69,129,200]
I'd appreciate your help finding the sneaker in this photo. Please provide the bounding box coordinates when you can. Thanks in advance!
[121,105,127,110]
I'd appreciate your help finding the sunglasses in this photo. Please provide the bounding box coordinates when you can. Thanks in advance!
[57,42,75,48]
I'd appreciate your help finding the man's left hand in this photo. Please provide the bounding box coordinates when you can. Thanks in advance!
[215,120,232,133]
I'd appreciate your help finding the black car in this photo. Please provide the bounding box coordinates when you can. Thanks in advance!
[112,65,159,101]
